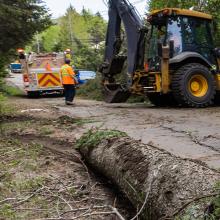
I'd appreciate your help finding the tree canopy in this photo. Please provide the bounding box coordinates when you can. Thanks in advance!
[0,0,51,78]
[29,6,107,71]
[27,0,220,73]
[0,0,51,54]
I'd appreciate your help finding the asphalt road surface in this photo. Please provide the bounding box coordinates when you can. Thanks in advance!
[7,73,220,169]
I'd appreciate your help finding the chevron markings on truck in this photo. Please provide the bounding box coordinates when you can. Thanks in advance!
[37,72,62,88]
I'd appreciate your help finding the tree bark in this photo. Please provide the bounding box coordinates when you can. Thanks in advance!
[79,136,220,220]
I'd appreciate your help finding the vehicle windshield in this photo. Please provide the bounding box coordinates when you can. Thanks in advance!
[167,16,214,61]
[148,15,215,66]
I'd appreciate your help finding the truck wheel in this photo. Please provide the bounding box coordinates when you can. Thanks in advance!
[147,93,177,107]
[172,63,216,107]
[27,91,40,98]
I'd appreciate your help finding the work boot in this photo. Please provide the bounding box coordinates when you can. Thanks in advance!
[66,101,74,105]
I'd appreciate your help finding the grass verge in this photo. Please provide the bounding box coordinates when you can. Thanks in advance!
[1,84,23,97]
[75,129,127,149]
[0,83,23,119]
[77,76,103,101]
[76,77,148,104]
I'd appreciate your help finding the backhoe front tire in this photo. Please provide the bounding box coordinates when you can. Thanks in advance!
[172,63,216,107]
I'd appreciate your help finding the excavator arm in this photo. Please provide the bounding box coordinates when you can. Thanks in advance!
[100,0,146,102]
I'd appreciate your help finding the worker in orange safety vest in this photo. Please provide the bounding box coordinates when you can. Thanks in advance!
[64,48,73,63]
[60,59,77,105]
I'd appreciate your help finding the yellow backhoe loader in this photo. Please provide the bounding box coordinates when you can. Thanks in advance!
[100,0,220,107]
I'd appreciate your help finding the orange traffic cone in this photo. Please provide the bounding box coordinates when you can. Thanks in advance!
[45,62,52,71]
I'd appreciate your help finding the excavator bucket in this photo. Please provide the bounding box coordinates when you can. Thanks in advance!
[103,84,130,103]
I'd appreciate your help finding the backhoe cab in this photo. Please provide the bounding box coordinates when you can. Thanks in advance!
[145,8,220,107]
[100,2,220,107]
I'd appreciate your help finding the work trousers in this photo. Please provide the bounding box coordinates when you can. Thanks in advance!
[63,84,76,102]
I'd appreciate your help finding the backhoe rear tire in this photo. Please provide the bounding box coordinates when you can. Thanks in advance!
[172,63,216,107]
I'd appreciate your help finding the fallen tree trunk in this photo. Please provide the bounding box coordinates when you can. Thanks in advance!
[79,132,220,220]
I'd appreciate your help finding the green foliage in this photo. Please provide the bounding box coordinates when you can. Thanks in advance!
[87,12,107,45]
[0,0,51,90]
[15,177,45,191]
[0,64,8,79]
[30,7,107,71]
[0,84,23,97]
[76,77,149,102]
[212,197,220,218]
[0,0,51,54]
[75,129,127,149]
[0,204,16,219]
[74,10,106,70]
[0,85,22,120]
[74,44,105,71]
[0,97,15,123]
[37,25,61,52]
[0,93,6,102]
[205,182,220,220]
[27,6,107,101]
[148,0,196,10]
[77,76,103,101]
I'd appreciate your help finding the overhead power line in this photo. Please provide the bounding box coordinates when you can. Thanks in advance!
[102,0,108,7]
[131,0,145,4]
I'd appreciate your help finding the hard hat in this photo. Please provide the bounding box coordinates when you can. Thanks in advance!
[65,48,71,52]
[17,48,24,53]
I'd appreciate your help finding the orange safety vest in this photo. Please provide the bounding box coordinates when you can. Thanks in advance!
[60,64,76,85]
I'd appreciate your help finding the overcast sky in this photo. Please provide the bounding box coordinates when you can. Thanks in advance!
[44,0,147,19]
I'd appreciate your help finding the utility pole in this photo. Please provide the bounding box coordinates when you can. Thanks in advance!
[68,10,74,49]
[36,32,40,53]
